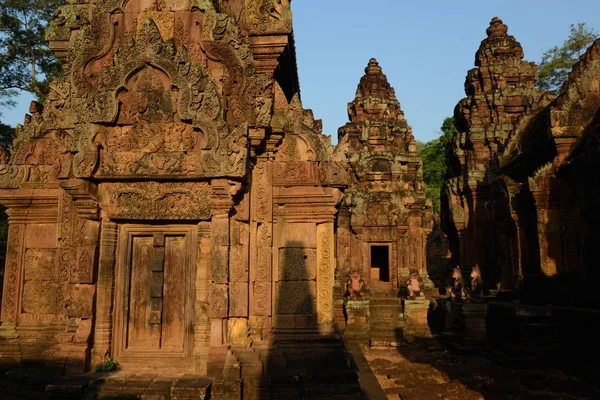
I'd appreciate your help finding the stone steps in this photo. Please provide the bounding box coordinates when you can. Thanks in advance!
[367,296,406,347]
[369,297,401,306]
[370,306,402,320]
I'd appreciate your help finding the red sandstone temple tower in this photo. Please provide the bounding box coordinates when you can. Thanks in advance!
[442,17,547,288]
[444,17,600,299]
[0,2,351,394]
[336,59,432,294]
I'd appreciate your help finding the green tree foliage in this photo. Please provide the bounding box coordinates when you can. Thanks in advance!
[0,0,62,108]
[419,117,456,214]
[0,121,13,148]
[0,122,12,242]
[537,23,599,93]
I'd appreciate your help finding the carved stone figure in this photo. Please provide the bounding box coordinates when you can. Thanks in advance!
[406,270,425,299]
[449,267,466,301]
[345,270,367,300]
[470,264,484,302]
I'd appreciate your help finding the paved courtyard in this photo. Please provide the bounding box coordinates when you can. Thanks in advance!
[361,343,599,400]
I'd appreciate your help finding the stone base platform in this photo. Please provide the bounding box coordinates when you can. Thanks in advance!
[0,369,213,400]
[341,293,435,347]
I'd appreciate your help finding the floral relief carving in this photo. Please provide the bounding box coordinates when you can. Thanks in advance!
[99,182,211,220]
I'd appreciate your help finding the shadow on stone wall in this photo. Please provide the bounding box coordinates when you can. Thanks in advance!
[258,241,364,399]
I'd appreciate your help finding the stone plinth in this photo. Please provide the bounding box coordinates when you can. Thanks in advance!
[343,300,370,340]
[402,299,433,341]
[461,303,488,345]
[487,303,556,365]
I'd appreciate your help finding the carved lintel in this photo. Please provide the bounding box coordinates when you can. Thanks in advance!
[0,188,61,224]
[98,182,211,220]
[273,186,343,223]
[60,179,99,220]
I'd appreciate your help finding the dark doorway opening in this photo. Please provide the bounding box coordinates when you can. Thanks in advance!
[371,245,390,282]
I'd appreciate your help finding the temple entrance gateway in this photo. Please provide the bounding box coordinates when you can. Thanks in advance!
[113,225,197,367]
[370,245,390,285]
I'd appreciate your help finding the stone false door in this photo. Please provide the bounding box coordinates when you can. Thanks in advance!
[112,225,196,367]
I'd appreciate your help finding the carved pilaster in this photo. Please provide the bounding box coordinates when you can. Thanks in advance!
[530,171,563,277]
[250,159,273,328]
[194,223,211,374]
[91,218,117,366]
[316,222,335,328]
[1,223,26,323]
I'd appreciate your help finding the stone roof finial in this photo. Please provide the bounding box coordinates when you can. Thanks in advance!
[365,58,382,75]
[486,16,508,38]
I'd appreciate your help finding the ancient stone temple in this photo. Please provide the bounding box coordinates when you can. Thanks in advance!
[0,1,358,397]
[336,59,431,292]
[442,17,551,289]
[442,16,600,304]
[333,60,433,347]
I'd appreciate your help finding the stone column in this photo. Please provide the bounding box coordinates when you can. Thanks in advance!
[510,212,524,284]
[194,222,211,374]
[334,207,351,330]
[207,180,239,379]
[396,226,408,288]
[455,222,466,267]
[91,217,117,366]
[249,158,272,338]
[532,188,564,277]
[336,207,352,290]
[407,211,423,270]
[209,215,230,344]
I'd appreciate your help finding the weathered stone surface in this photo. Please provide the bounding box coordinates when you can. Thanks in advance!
[229,283,249,317]
[275,281,316,314]
[278,247,317,280]
[65,284,96,319]
[24,248,56,281]
[277,222,316,248]
[25,224,57,249]
[22,281,58,314]
[8,2,599,397]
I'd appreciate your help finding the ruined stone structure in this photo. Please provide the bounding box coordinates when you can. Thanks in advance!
[336,59,432,293]
[443,17,600,304]
[5,1,599,396]
[0,0,433,397]
[442,17,550,288]
[334,60,433,347]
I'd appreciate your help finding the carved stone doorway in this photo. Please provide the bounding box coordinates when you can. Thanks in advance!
[370,244,391,287]
[113,225,196,369]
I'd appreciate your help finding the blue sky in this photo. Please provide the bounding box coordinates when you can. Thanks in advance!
[292,0,600,143]
[3,0,600,144]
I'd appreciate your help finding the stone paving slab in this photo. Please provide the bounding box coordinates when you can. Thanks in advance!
[361,343,600,400]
